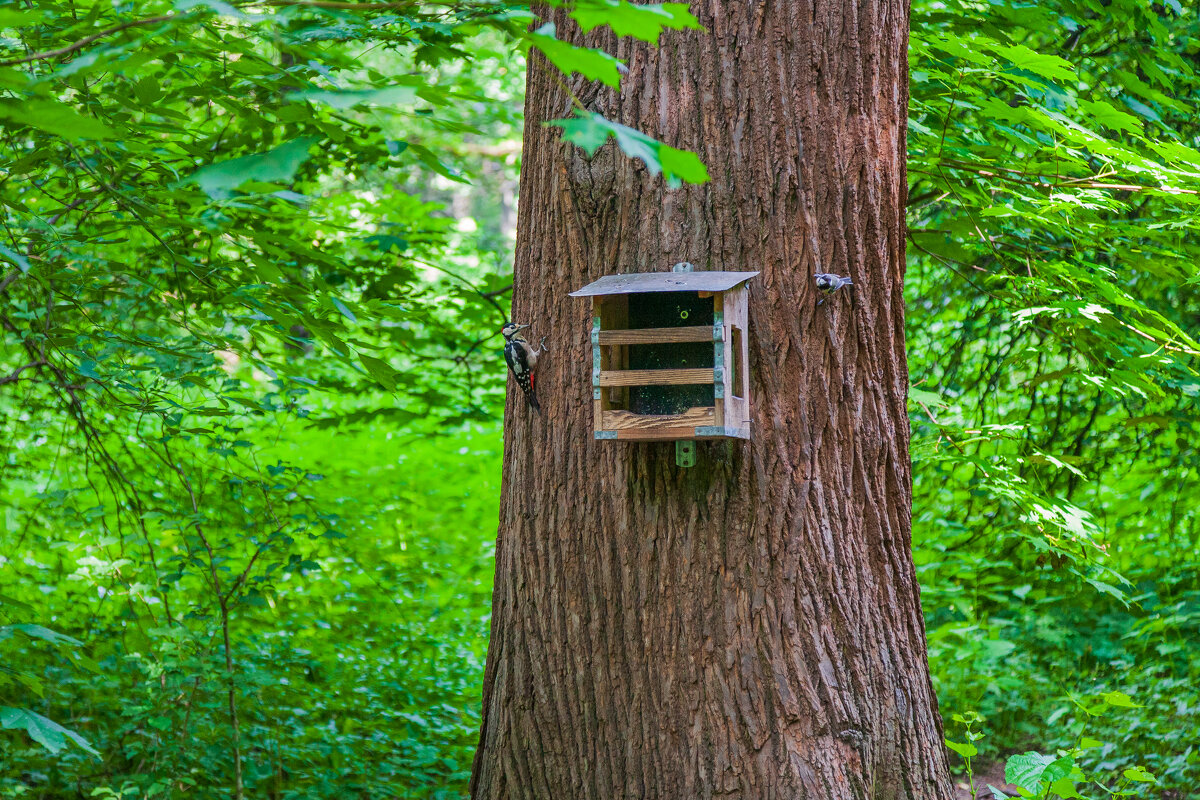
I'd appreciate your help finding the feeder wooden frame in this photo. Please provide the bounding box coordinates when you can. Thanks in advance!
[571,271,756,442]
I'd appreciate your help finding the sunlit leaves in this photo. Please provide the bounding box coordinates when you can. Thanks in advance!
[1004,752,1073,795]
[1101,690,1142,709]
[0,706,99,756]
[547,111,709,187]
[569,1,702,42]
[944,738,978,758]
[0,242,29,273]
[1077,99,1144,135]
[0,99,115,140]
[359,353,400,391]
[0,8,45,27]
[985,42,1075,84]
[187,136,321,199]
[526,22,627,87]
[909,1,1200,791]
[291,85,419,109]
[1124,766,1157,783]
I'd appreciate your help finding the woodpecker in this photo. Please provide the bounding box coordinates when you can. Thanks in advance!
[814,272,853,305]
[501,321,547,415]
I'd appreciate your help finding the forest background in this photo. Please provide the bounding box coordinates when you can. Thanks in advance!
[1,1,1198,798]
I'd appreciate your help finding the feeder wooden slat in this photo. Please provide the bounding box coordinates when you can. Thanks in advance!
[596,326,713,345]
[597,368,714,387]
[601,407,714,431]
[612,427,710,441]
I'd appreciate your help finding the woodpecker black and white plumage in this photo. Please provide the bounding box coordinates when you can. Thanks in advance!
[814,272,853,305]
[501,321,547,415]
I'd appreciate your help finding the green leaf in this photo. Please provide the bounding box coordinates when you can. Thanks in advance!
[527,23,627,88]
[0,242,29,273]
[0,707,99,757]
[1076,99,1143,135]
[546,111,709,187]
[1121,93,1163,123]
[9,624,83,647]
[570,1,703,42]
[655,143,710,187]
[0,99,116,141]
[187,136,320,199]
[1049,778,1082,799]
[403,141,467,183]
[0,593,33,613]
[1005,752,1071,794]
[1122,766,1155,783]
[359,354,397,391]
[291,85,418,110]
[985,43,1076,84]
[547,114,612,155]
[332,297,357,323]
[909,386,948,408]
[0,9,44,26]
[1101,690,1141,708]
[68,651,103,674]
[945,738,978,758]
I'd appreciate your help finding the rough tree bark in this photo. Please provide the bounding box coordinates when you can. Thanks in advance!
[471,2,954,798]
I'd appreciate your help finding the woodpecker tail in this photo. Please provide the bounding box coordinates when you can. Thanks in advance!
[524,372,541,415]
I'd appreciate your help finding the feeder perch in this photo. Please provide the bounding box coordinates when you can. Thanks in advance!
[569,269,757,442]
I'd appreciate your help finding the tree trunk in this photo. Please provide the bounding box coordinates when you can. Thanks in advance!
[471,2,953,798]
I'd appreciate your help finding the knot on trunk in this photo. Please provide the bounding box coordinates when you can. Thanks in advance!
[563,140,619,218]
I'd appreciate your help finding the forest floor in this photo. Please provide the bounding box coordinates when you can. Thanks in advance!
[952,763,1019,799]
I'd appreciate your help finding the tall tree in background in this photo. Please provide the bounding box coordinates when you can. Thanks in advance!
[473,2,953,797]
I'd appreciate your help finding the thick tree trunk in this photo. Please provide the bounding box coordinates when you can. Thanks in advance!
[471,2,953,798]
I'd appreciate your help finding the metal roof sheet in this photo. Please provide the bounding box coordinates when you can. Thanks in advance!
[569,270,759,297]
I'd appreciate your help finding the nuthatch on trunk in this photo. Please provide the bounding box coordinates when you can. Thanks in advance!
[814,273,853,305]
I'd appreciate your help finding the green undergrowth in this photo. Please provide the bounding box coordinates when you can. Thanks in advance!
[1,422,500,799]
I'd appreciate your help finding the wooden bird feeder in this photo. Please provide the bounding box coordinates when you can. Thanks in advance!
[569,267,757,443]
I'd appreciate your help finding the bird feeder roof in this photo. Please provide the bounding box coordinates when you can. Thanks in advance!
[569,270,759,297]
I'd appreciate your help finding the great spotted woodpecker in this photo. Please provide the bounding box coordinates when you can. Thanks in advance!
[501,321,547,415]
[814,272,853,305]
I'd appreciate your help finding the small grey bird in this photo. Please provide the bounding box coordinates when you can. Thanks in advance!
[814,273,853,305]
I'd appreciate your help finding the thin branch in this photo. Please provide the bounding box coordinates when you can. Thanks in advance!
[0,361,46,386]
[480,283,513,299]
[223,533,280,605]
[0,2,426,70]
[0,14,177,67]
[906,188,947,209]
[905,231,995,299]
[47,197,87,225]
[454,329,500,367]
[913,398,969,457]
[259,0,419,7]
[407,256,510,322]
[929,158,1200,195]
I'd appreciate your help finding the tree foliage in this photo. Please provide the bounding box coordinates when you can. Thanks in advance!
[907,0,1200,791]
[1,0,1197,797]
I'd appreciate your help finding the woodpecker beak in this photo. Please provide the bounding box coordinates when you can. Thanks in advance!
[514,324,530,332]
